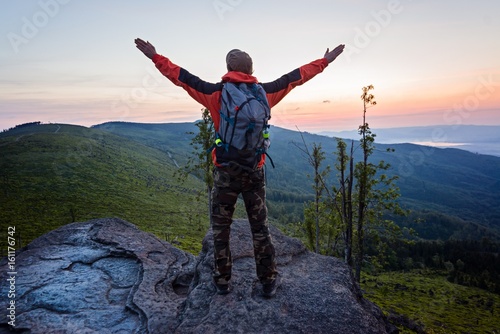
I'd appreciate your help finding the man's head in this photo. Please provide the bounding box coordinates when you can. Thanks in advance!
[226,49,253,74]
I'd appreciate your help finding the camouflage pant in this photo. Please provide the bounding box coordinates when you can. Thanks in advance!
[211,164,278,286]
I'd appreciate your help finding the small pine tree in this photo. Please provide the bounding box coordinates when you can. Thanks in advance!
[177,108,215,224]
[296,133,331,254]
[332,85,408,282]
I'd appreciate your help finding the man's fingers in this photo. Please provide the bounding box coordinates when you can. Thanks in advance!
[330,44,345,57]
[134,38,149,48]
[135,40,152,53]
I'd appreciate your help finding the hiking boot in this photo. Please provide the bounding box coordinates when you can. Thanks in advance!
[262,275,281,298]
[212,280,232,295]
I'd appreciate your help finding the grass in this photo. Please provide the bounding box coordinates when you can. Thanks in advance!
[0,124,209,254]
[361,270,500,333]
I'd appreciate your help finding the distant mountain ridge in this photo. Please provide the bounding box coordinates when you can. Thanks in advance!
[318,125,500,157]
[2,121,499,246]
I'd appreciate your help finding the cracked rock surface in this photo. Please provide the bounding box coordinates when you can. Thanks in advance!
[0,218,395,333]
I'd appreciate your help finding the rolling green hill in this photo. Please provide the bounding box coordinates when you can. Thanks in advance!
[0,123,207,253]
[92,121,196,167]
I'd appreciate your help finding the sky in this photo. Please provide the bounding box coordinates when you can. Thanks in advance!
[1,0,499,133]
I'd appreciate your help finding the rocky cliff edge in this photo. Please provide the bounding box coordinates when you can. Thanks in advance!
[0,218,396,333]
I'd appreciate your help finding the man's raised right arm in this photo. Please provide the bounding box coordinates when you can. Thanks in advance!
[134,38,221,110]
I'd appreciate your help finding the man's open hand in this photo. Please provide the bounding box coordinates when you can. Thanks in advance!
[324,44,345,63]
[135,38,157,59]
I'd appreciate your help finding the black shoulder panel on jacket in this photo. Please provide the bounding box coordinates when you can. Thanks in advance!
[178,68,222,94]
[261,68,301,93]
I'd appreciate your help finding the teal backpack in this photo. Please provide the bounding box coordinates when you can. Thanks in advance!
[214,82,273,169]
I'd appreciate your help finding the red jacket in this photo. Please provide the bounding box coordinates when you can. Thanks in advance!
[152,54,329,167]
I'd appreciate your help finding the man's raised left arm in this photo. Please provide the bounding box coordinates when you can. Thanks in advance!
[262,44,345,108]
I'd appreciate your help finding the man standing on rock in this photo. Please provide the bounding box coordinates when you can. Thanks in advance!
[135,38,344,297]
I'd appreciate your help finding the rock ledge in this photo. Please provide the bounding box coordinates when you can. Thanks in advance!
[0,218,395,333]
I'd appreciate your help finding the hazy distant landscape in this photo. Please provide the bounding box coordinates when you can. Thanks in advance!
[319,125,500,157]
[86,122,500,241]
